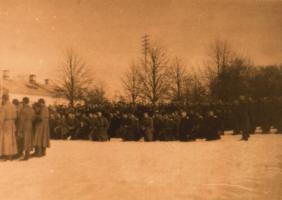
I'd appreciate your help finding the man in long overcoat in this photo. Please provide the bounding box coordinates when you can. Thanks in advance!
[178,111,193,141]
[120,114,132,141]
[12,98,23,157]
[238,96,252,141]
[204,111,221,141]
[0,94,18,160]
[34,99,50,157]
[18,97,35,160]
[140,113,154,142]
[96,112,109,141]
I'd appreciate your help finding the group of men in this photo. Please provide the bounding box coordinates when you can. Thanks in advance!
[49,107,223,142]
[0,95,50,161]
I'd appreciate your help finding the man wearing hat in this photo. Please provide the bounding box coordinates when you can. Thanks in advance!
[18,97,35,160]
[140,112,154,141]
[33,98,50,156]
[178,111,193,141]
[0,94,18,160]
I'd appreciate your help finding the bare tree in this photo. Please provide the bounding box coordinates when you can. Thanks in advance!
[185,74,208,105]
[85,84,108,105]
[139,44,170,106]
[121,62,141,104]
[204,40,234,101]
[168,57,188,104]
[54,49,93,106]
[209,39,232,75]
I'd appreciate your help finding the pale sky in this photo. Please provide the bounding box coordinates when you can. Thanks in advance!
[0,0,281,97]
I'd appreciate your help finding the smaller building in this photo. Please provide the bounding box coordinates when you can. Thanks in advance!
[1,70,67,105]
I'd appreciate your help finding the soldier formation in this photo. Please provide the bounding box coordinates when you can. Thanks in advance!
[49,104,225,142]
[48,98,280,143]
[0,95,281,161]
[0,95,50,161]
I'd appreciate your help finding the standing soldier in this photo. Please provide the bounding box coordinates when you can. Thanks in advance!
[33,99,50,157]
[18,97,34,160]
[140,112,154,142]
[129,113,140,141]
[65,112,79,140]
[239,96,252,141]
[120,113,132,141]
[205,111,221,141]
[178,111,193,141]
[96,112,109,141]
[153,112,162,141]
[0,94,18,160]
[12,98,23,157]
[108,111,122,139]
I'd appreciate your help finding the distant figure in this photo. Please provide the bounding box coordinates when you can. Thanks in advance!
[34,99,50,157]
[65,112,79,139]
[178,111,193,141]
[120,114,131,141]
[88,113,98,141]
[0,94,18,160]
[205,111,221,141]
[140,113,154,141]
[129,113,140,141]
[121,113,140,141]
[239,96,252,141]
[12,98,23,157]
[18,97,35,160]
[96,112,109,141]
[108,111,122,138]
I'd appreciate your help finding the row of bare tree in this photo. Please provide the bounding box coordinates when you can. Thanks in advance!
[122,37,282,107]
[53,38,282,107]
[122,37,223,106]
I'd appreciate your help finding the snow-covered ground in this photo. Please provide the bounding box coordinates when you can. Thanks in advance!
[0,134,282,200]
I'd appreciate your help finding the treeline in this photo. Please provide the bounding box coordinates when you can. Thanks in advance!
[53,38,282,109]
[121,38,282,107]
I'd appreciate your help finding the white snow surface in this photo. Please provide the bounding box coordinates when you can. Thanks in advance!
[0,134,282,200]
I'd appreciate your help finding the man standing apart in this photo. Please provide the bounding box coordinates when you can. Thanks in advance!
[34,99,50,157]
[0,94,18,160]
[239,96,252,141]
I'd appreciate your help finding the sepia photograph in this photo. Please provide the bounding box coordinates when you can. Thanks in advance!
[0,0,281,199]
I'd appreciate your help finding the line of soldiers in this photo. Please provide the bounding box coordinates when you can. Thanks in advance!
[49,96,273,142]
[0,95,50,161]
[49,108,222,142]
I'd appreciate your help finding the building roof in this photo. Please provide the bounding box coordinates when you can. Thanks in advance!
[2,76,54,97]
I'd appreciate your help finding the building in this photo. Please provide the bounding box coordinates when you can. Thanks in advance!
[1,70,67,105]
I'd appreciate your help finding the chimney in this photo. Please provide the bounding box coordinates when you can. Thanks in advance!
[45,79,49,85]
[3,70,10,80]
[29,74,36,84]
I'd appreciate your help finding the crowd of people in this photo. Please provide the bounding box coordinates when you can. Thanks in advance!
[48,97,266,143]
[49,108,223,142]
[0,94,281,161]
[0,95,50,161]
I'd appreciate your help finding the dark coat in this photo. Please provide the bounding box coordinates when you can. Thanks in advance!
[96,117,109,141]
[205,116,221,141]
[178,117,193,141]
[121,116,140,141]
[140,117,154,141]
[163,118,177,141]
[108,115,121,138]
